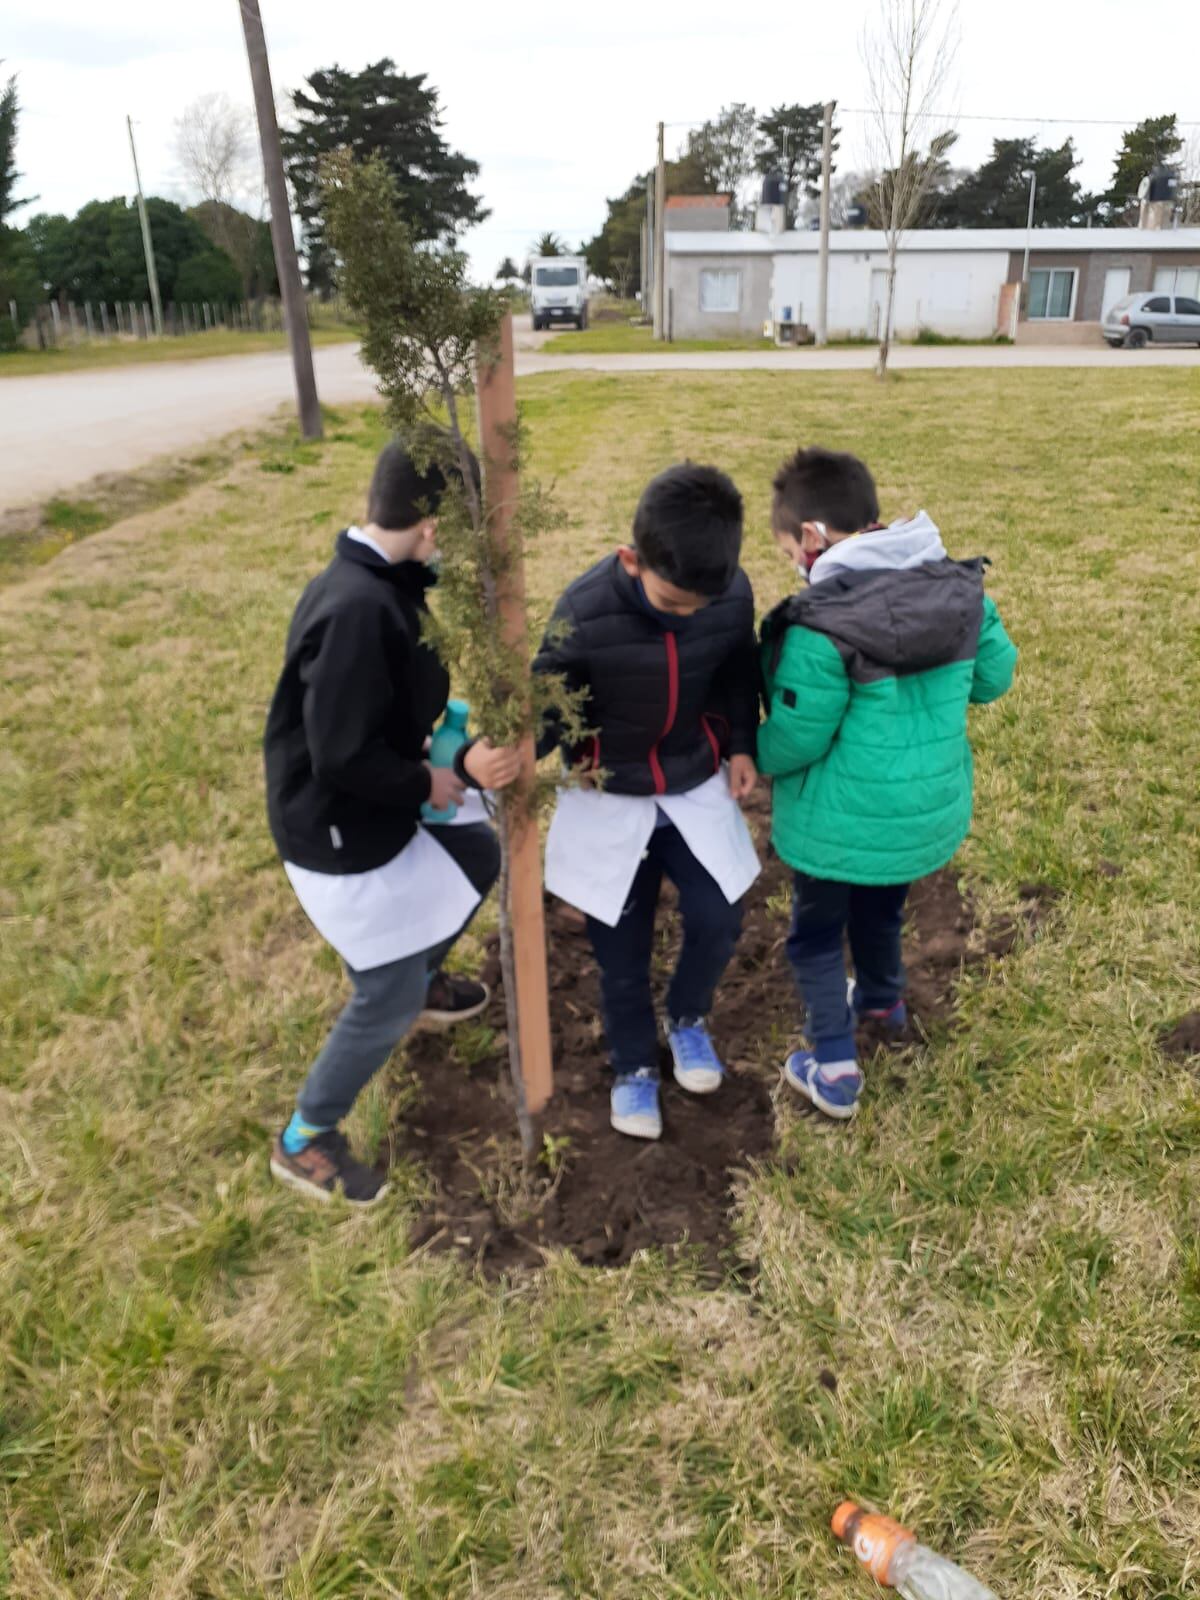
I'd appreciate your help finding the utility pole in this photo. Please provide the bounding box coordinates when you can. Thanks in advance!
[1021,170,1038,289]
[654,122,666,341]
[126,116,164,338]
[643,171,653,313]
[815,100,835,348]
[237,0,322,440]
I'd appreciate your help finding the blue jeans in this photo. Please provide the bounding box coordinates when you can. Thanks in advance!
[786,874,909,1064]
[295,823,499,1127]
[586,822,743,1074]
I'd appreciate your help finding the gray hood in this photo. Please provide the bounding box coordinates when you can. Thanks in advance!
[809,510,947,584]
[778,513,984,680]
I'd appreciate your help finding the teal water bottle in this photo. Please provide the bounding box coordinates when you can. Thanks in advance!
[421,699,470,824]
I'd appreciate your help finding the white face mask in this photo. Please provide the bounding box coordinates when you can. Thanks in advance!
[798,521,829,578]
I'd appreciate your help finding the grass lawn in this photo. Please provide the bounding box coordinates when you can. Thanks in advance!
[543,322,776,354]
[0,324,356,379]
[4,370,1200,1597]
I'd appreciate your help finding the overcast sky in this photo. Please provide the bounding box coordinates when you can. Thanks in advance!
[7,0,1199,280]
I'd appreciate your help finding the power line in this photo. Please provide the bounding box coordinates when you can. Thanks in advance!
[664,110,1200,129]
[839,107,1200,127]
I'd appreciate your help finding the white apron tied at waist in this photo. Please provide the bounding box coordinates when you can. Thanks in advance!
[544,769,761,928]
[285,824,482,972]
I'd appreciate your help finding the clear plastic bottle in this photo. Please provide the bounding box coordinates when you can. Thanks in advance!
[421,699,470,824]
[832,1502,999,1600]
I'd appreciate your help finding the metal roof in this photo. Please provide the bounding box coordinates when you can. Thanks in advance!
[666,227,1200,255]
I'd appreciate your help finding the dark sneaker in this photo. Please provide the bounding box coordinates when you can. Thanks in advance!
[419,970,489,1028]
[270,1130,389,1206]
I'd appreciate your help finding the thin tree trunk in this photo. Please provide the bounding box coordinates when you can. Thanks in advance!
[496,795,536,1157]
[439,364,536,1157]
[877,247,899,377]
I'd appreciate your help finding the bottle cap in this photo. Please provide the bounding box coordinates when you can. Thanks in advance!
[446,699,470,724]
[831,1502,915,1583]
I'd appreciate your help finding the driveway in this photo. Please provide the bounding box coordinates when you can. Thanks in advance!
[2,333,1196,513]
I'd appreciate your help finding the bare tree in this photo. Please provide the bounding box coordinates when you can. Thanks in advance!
[174,93,265,291]
[1181,135,1200,225]
[862,0,958,375]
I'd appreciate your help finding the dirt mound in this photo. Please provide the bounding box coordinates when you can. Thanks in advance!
[1161,1012,1200,1063]
[397,796,1034,1275]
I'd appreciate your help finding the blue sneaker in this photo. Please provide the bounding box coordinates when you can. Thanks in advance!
[784,1051,863,1120]
[610,1069,663,1140]
[666,1017,724,1095]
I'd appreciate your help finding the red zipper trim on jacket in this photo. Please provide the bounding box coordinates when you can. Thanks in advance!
[648,633,679,795]
[700,713,721,775]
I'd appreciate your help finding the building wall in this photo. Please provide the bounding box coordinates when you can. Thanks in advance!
[772,248,1009,338]
[669,253,772,338]
[665,209,731,233]
[669,238,1200,340]
[1005,249,1200,321]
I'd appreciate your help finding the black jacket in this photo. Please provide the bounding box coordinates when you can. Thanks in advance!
[532,554,758,796]
[264,532,447,873]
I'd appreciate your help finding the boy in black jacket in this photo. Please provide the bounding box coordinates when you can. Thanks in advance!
[264,441,520,1205]
[533,463,761,1140]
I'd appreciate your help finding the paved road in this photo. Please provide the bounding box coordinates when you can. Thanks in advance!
[2,331,1197,514]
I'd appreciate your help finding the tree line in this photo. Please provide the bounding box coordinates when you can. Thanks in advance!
[3,54,1197,336]
[583,105,1200,293]
[0,58,483,343]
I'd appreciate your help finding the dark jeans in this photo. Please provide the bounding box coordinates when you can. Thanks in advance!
[785,873,909,1064]
[586,822,743,1074]
[296,822,500,1128]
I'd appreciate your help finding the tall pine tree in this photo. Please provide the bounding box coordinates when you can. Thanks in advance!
[282,60,486,293]
[1101,115,1183,224]
[0,70,40,342]
[933,137,1093,228]
[755,104,832,227]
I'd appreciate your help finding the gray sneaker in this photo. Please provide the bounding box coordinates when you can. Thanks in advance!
[270,1130,389,1206]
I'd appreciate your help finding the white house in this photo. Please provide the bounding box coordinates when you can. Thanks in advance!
[665,226,1200,341]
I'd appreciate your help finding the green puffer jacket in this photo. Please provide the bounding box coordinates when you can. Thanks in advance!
[758,513,1017,885]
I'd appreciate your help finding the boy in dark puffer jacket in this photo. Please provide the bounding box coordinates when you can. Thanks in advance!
[759,446,1017,1121]
[533,464,761,1141]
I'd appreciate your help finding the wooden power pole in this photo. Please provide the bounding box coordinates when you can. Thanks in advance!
[237,0,322,440]
[816,100,835,348]
[476,313,554,1128]
[653,122,666,341]
[126,117,164,338]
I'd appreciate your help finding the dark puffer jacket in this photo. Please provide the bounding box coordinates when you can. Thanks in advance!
[532,554,758,796]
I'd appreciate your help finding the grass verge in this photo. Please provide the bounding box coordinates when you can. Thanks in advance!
[0,325,356,379]
[3,371,1200,1597]
[0,415,327,583]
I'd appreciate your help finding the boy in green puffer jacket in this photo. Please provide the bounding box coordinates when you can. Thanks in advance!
[758,446,1017,1121]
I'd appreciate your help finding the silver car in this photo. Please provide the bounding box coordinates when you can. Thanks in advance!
[1104,291,1200,348]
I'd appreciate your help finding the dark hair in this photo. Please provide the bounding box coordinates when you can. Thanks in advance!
[632,463,744,597]
[366,437,481,529]
[771,446,880,538]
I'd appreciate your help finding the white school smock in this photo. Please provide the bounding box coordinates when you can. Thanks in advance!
[544,768,761,928]
[285,521,490,970]
[285,826,482,973]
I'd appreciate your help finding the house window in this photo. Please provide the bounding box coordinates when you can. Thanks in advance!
[1154,266,1200,299]
[1028,268,1075,319]
[699,269,740,314]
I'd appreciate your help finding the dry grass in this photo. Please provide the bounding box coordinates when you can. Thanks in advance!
[3,370,1200,1597]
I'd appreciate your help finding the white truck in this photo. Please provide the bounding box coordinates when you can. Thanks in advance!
[530,256,589,331]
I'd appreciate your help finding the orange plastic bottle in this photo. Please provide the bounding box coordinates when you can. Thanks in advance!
[832,1502,999,1599]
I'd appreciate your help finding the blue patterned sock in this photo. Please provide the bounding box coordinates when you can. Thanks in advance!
[282,1111,330,1155]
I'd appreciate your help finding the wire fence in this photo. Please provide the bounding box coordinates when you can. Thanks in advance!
[8,296,353,350]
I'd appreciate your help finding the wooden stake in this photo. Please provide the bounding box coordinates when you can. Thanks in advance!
[476,313,554,1119]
